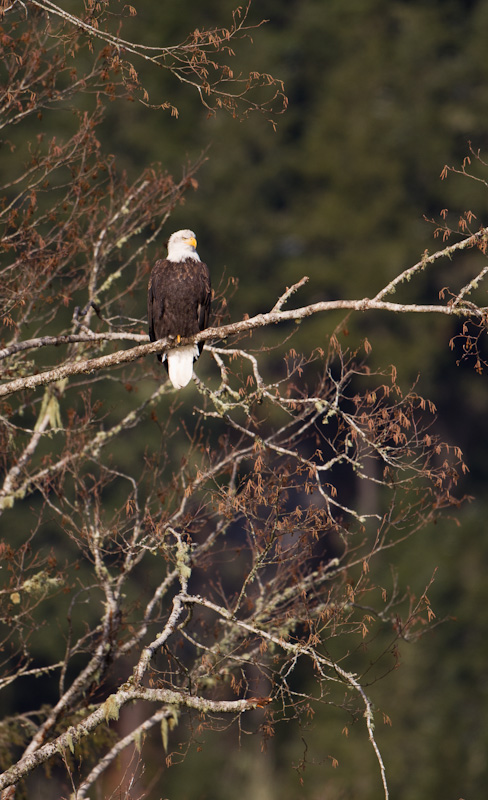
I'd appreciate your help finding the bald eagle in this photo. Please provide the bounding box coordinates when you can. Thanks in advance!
[147,229,211,389]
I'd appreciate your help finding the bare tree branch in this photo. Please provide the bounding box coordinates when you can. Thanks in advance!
[0,685,261,793]
[2,281,487,399]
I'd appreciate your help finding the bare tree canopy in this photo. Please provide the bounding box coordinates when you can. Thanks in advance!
[1,2,487,800]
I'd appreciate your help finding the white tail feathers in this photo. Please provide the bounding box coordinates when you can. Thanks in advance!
[166,345,199,389]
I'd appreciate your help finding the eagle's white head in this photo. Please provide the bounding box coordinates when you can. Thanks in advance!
[166,229,201,262]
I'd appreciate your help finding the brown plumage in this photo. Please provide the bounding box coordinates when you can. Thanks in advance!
[147,229,211,388]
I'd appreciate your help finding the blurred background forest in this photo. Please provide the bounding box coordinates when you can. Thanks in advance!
[4,0,488,798]
[106,3,488,795]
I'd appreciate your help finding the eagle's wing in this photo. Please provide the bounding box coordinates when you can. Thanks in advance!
[197,263,211,354]
[148,256,211,374]
[148,263,168,363]
[199,264,211,328]
[147,278,156,343]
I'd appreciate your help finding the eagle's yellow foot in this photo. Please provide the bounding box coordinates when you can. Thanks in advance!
[176,334,181,344]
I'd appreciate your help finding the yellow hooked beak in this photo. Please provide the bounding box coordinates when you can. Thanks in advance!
[185,236,197,250]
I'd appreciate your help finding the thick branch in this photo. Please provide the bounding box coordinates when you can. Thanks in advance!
[0,294,485,399]
[0,686,259,792]
[0,332,147,361]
